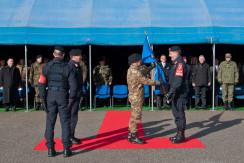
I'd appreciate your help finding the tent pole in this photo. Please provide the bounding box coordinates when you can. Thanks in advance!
[212,44,216,111]
[89,45,92,111]
[25,45,29,112]
[151,44,154,111]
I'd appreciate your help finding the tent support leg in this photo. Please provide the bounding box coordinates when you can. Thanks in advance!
[25,45,29,112]
[89,45,92,111]
[212,44,216,111]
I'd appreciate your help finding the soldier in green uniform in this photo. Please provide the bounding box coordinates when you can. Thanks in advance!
[93,56,112,86]
[127,53,160,144]
[29,55,44,110]
[218,53,239,110]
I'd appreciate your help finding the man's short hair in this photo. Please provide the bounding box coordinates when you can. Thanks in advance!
[54,46,65,53]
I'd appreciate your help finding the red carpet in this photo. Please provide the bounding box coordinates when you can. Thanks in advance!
[34,111,205,151]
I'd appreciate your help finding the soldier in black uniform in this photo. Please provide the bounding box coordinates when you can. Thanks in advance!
[166,46,187,144]
[68,49,83,145]
[38,46,77,157]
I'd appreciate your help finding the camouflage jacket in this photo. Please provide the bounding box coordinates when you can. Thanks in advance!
[218,60,239,84]
[127,64,156,102]
[29,62,44,85]
[93,65,112,85]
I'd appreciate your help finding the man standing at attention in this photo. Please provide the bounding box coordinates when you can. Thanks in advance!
[218,53,239,110]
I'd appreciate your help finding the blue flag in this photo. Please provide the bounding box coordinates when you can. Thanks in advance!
[141,35,167,84]
[142,35,157,63]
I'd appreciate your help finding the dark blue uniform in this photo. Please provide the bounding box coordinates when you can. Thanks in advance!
[68,60,83,138]
[39,58,77,149]
[168,56,187,131]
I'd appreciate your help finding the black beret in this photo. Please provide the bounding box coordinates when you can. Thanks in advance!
[169,46,181,52]
[54,46,64,53]
[69,49,82,57]
[128,53,141,65]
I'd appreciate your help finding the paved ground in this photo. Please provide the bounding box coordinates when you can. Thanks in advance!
[0,110,244,163]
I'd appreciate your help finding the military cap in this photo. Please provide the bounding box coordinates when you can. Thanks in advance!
[128,53,142,65]
[69,49,82,57]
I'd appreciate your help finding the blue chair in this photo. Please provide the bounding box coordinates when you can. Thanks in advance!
[112,85,128,107]
[94,85,111,108]
[235,85,244,100]
[144,85,151,107]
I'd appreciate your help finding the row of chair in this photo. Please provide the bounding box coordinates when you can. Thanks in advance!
[94,85,151,108]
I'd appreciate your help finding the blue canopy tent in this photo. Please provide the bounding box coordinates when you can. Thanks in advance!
[0,0,244,110]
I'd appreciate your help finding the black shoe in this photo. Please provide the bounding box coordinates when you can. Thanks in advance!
[48,148,56,157]
[70,137,81,144]
[63,148,72,158]
[171,131,185,144]
[128,132,145,144]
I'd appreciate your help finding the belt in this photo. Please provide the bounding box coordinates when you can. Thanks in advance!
[48,86,67,91]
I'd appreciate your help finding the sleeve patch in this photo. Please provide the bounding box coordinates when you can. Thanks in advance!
[175,63,183,77]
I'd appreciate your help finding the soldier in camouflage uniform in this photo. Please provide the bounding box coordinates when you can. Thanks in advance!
[29,55,44,110]
[16,59,30,84]
[218,53,239,110]
[127,53,160,144]
[93,56,112,86]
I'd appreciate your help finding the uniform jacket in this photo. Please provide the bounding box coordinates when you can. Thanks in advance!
[168,56,187,96]
[69,60,83,98]
[127,64,156,103]
[29,62,44,86]
[38,58,78,100]
[93,65,112,85]
[218,61,239,84]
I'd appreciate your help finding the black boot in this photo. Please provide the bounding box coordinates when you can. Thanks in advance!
[63,148,72,158]
[171,130,185,144]
[169,128,182,142]
[128,132,145,144]
[224,102,229,110]
[48,147,56,157]
[70,137,81,144]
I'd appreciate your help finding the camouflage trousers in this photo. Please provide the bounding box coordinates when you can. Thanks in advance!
[34,86,41,103]
[222,83,234,103]
[128,98,143,133]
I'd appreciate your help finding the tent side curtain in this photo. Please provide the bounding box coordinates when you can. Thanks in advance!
[0,0,244,45]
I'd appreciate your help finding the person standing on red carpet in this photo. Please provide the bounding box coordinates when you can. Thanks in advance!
[127,53,160,144]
